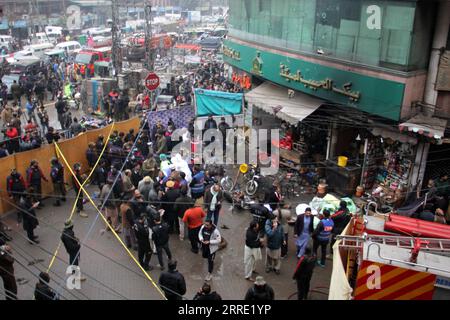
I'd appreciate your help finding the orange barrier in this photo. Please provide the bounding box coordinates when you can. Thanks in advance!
[0,117,141,216]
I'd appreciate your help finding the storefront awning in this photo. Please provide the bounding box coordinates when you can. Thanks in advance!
[245,82,324,125]
[399,113,448,139]
[370,127,418,144]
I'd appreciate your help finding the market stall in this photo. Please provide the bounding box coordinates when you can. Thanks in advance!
[360,128,418,207]
[244,82,327,170]
[194,88,245,127]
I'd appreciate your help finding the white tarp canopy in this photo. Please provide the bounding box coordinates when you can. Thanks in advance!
[371,127,418,144]
[399,113,448,139]
[245,82,325,125]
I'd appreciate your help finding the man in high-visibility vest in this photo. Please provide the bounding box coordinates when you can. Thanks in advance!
[80,64,86,79]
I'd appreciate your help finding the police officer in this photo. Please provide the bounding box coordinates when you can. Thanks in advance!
[50,157,66,207]
[6,168,26,224]
[312,210,334,267]
[26,160,48,207]
[72,163,86,217]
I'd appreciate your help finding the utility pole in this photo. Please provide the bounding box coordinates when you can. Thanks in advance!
[111,0,122,79]
[144,2,153,72]
[144,2,156,109]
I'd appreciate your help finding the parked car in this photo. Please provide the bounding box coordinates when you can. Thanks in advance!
[55,41,82,56]
[196,36,222,51]
[10,58,42,76]
[0,35,14,52]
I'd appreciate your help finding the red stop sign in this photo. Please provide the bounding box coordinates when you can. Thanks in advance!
[145,72,160,91]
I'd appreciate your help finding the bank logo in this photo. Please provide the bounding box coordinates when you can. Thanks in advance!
[251,51,263,75]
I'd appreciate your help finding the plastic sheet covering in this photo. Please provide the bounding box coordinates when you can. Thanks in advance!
[328,223,354,300]
[195,89,243,116]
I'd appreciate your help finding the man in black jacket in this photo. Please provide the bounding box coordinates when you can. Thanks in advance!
[264,183,282,211]
[160,181,181,234]
[217,117,230,154]
[20,190,40,244]
[244,221,263,281]
[250,202,274,236]
[55,96,67,130]
[193,283,222,300]
[292,247,316,300]
[133,214,153,271]
[152,214,172,270]
[244,276,275,300]
[330,201,351,254]
[130,190,146,221]
[174,187,194,241]
[34,272,59,300]
[61,220,81,266]
[158,260,186,300]
[50,157,66,207]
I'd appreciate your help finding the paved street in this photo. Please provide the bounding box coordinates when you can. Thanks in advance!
[1,185,332,300]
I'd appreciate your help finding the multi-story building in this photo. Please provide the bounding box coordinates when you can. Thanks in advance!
[224,0,450,196]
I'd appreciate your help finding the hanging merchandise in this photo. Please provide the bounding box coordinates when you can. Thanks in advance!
[362,135,415,199]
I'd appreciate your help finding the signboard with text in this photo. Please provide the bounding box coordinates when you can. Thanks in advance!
[145,72,160,91]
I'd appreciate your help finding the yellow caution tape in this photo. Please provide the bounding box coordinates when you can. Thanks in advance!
[47,125,114,272]
[53,132,167,300]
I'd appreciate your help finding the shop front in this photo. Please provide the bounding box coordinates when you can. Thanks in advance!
[319,107,419,200]
[359,128,418,207]
[245,81,328,170]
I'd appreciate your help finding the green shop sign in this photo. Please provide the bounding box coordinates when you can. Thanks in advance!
[223,39,405,121]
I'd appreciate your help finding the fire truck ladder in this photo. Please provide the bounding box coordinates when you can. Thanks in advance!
[337,234,450,274]
[336,234,450,253]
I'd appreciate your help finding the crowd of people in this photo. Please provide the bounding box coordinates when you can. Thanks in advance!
[0,112,357,301]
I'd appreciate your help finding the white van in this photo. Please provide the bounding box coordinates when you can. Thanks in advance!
[22,43,55,58]
[45,26,63,35]
[55,41,82,55]
[32,32,60,45]
[0,35,13,49]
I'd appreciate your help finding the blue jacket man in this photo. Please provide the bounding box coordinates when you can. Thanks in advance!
[264,217,285,274]
[190,166,205,200]
[313,210,334,267]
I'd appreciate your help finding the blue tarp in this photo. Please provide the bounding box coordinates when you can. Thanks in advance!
[147,105,195,130]
[0,18,9,30]
[195,89,243,117]
[13,20,27,28]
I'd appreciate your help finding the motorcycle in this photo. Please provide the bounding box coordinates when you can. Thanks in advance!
[220,163,261,196]
[223,185,256,211]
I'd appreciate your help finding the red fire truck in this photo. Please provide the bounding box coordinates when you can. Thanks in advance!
[74,47,112,77]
